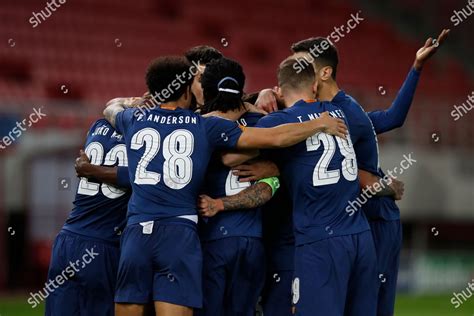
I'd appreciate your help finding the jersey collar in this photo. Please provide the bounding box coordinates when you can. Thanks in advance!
[294,99,317,107]
[331,90,347,103]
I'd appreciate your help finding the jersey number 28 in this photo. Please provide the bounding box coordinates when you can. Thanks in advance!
[131,128,194,190]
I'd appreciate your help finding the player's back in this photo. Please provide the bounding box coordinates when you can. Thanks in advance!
[200,112,263,241]
[63,119,130,244]
[333,91,400,220]
[115,107,243,225]
[257,100,370,246]
[332,91,380,175]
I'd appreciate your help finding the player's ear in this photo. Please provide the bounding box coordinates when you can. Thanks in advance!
[184,85,191,100]
[312,80,318,97]
[319,66,333,82]
[276,86,284,100]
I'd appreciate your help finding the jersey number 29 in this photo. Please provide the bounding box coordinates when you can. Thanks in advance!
[306,133,357,186]
[77,142,128,198]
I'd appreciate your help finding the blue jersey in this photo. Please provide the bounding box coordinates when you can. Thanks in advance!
[333,91,400,221]
[262,184,294,248]
[63,119,130,244]
[362,167,400,221]
[257,100,370,246]
[115,107,243,225]
[332,91,380,175]
[199,112,263,241]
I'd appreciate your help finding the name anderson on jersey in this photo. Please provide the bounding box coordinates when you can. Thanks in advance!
[136,113,198,125]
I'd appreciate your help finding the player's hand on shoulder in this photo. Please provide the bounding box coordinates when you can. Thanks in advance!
[198,195,224,217]
[232,160,280,182]
[414,28,450,71]
[255,88,278,113]
[244,102,268,115]
[75,149,92,178]
[319,111,348,139]
[105,96,144,108]
[389,177,405,200]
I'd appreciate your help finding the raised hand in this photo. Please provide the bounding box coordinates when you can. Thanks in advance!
[75,149,92,178]
[414,29,450,71]
[255,88,278,113]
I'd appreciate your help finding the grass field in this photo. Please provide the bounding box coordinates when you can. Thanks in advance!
[0,294,473,315]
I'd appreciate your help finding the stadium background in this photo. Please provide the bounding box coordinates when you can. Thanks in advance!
[0,0,473,315]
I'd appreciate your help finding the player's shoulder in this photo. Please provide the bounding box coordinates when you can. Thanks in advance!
[333,91,369,120]
[243,111,265,120]
[256,110,292,128]
[88,118,114,133]
[239,111,264,126]
[334,90,364,110]
[201,113,230,124]
[266,108,294,119]
[86,118,123,142]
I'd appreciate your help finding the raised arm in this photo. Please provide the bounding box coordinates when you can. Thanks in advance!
[369,29,449,134]
[236,111,347,149]
[103,97,142,128]
[368,68,420,134]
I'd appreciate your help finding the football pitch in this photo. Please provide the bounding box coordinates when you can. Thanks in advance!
[0,294,472,316]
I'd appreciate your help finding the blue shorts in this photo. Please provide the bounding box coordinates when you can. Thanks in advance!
[195,237,265,316]
[261,243,294,316]
[115,219,202,308]
[45,230,119,316]
[293,231,377,316]
[369,220,402,316]
[261,269,293,316]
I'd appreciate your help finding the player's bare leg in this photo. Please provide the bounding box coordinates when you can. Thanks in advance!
[115,303,145,316]
[154,301,193,316]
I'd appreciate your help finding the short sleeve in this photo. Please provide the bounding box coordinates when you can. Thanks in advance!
[204,116,243,149]
[115,108,136,135]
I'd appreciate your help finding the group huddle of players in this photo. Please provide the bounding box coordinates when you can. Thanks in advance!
[44,29,449,316]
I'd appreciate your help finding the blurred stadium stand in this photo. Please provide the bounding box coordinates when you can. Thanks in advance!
[0,0,473,297]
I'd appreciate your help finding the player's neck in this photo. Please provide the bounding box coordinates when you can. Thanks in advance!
[284,91,315,108]
[160,100,187,110]
[317,81,340,102]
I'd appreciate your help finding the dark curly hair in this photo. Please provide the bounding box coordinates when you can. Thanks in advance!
[145,56,193,102]
[185,45,223,65]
